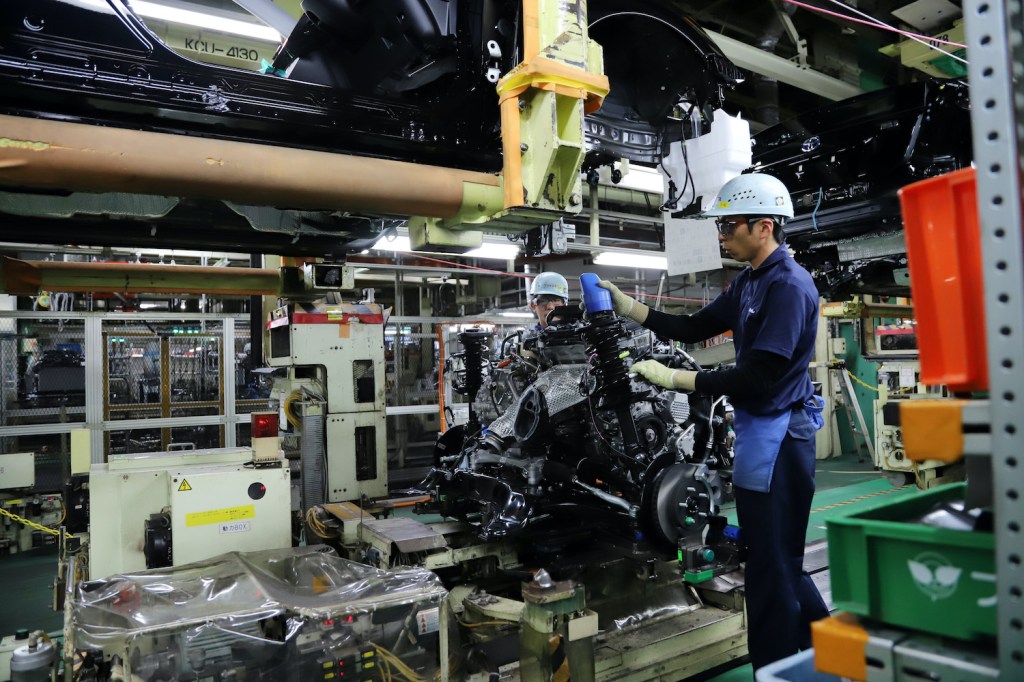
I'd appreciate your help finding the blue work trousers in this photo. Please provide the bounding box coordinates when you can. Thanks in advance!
[734,412,829,672]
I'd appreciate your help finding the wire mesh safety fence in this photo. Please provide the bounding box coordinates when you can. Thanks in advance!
[0,318,86,426]
[0,313,256,491]
[234,326,272,413]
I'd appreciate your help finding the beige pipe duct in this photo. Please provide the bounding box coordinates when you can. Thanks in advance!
[0,256,282,296]
[0,114,500,218]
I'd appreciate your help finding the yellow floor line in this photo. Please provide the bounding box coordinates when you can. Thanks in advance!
[810,485,911,514]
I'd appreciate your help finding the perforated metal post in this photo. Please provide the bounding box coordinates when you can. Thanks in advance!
[964,1,1024,676]
[223,318,236,447]
[85,316,104,462]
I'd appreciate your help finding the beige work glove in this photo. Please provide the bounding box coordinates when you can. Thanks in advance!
[597,281,649,323]
[632,359,698,391]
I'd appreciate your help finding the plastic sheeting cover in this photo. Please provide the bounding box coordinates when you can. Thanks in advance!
[71,545,447,644]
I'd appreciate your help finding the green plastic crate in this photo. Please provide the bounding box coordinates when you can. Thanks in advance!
[827,483,995,641]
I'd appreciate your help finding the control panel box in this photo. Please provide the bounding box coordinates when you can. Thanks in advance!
[89,448,290,579]
[0,452,34,490]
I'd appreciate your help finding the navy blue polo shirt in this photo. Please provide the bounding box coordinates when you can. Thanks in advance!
[701,247,818,415]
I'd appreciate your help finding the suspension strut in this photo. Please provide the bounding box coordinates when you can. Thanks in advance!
[583,312,631,404]
[579,274,644,457]
[453,328,493,431]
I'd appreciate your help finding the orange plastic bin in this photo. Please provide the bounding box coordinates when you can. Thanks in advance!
[898,168,988,392]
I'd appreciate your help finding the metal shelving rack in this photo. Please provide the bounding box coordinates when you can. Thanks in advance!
[965,0,1024,677]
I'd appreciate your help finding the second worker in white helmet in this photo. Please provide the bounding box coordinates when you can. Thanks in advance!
[528,271,569,329]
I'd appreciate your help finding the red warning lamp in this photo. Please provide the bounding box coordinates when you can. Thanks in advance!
[251,412,279,439]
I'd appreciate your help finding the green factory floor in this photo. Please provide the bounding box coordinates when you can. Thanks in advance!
[1,453,916,680]
[0,544,62,636]
[707,452,916,682]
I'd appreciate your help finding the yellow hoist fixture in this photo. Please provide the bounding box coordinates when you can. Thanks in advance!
[410,0,610,253]
[497,0,609,212]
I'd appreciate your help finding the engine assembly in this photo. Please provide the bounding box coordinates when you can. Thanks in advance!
[417,289,738,580]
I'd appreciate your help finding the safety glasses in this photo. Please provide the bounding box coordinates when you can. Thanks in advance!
[714,216,772,237]
[714,217,748,237]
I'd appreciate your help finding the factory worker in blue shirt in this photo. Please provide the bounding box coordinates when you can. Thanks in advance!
[594,173,829,672]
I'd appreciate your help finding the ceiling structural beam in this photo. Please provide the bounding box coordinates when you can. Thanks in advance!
[345,260,467,276]
[0,243,253,261]
[769,0,808,67]
[0,114,501,220]
[0,256,282,296]
[575,208,664,226]
[705,30,864,101]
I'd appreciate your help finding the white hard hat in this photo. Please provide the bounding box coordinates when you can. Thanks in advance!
[703,173,795,220]
[529,272,569,300]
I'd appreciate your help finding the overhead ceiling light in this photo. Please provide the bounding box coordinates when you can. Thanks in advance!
[371,235,519,261]
[462,243,520,260]
[372,235,412,253]
[79,0,285,42]
[131,0,282,41]
[425,277,470,285]
[593,251,667,271]
[498,311,535,318]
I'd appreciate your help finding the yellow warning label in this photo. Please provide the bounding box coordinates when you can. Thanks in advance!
[177,479,192,492]
[185,504,255,528]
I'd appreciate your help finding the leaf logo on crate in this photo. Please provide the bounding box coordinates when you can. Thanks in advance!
[908,552,962,601]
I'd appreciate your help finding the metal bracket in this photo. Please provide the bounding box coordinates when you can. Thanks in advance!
[770,0,809,67]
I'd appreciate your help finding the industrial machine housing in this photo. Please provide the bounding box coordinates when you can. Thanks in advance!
[88,447,291,577]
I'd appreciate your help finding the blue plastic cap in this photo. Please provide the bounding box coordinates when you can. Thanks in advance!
[580,273,613,314]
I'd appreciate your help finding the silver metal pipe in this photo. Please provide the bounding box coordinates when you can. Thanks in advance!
[573,477,631,512]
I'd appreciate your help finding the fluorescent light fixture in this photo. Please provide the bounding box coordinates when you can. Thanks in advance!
[78,0,284,41]
[498,311,536,318]
[371,235,519,261]
[372,236,412,253]
[425,278,470,285]
[132,0,282,40]
[462,243,520,260]
[593,251,668,271]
